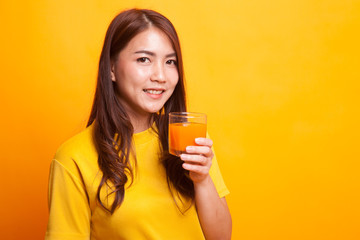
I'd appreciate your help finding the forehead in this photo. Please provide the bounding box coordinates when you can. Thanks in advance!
[124,27,175,53]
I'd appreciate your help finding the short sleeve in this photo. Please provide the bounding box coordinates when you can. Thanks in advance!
[207,133,230,198]
[45,159,91,240]
[209,151,230,198]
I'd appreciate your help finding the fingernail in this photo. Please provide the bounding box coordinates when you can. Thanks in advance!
[195,138,202,144]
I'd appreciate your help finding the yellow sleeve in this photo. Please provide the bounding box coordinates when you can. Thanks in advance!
[207,133,230,198]
[209,150,230,198]
[45,159,91,240]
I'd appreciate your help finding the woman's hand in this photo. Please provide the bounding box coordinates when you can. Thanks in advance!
[180,137,214,183]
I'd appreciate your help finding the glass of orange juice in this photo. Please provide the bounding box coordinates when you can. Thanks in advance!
[168,112,207,156]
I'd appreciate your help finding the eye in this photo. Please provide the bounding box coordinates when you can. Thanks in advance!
[166,59,177,65]
[137,57,150,63]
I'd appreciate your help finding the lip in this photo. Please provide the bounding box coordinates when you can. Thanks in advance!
[143,88,165,99]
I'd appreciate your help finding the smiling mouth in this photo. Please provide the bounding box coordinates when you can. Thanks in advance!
[143,89,164,94]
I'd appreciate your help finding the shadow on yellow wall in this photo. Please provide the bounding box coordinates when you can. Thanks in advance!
[0,1,359,239]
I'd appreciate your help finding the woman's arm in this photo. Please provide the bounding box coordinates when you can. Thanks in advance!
[181,138,232,240]
[46,159,91,239]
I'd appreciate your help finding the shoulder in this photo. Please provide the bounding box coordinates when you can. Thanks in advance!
[54,124,98,169]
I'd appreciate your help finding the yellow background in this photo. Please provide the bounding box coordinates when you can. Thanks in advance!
[1,0,359,239]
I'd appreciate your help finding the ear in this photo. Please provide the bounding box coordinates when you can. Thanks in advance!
[110,63,116,82]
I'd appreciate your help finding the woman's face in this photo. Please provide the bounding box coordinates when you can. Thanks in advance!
[111,27,179,119]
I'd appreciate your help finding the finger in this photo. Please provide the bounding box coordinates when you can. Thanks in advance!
[195,138,213,147]
[185,145,213,157]
[180,154,208,165]
[182,163,210,175]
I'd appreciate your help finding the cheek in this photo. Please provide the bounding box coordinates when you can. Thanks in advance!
[172,79,179,91]
[169,70,179,89]
[134,67,150,79]
[167,78,179,100]
[120,63,149,81]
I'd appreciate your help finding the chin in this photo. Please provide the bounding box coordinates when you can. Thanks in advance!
[148,108,162,114]
[145,105,164,114]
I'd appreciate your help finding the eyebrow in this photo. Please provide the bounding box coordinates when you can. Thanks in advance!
[134,50,176,58]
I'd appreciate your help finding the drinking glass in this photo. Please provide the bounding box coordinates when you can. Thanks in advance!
[168,112,207,156]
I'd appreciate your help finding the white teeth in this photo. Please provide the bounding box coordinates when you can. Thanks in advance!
[145,89,163,94]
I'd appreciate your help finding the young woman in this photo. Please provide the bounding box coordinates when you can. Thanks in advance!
[46,9,231,240]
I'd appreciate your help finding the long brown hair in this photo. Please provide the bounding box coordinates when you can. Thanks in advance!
[87,9,193,214]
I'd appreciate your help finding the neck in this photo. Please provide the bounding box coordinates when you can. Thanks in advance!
[128,112,153,133]
[116,97,154,133]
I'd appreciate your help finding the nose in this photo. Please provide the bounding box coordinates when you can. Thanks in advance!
[150,62,166,83]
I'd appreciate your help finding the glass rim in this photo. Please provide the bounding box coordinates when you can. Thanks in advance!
[169,112,207,118]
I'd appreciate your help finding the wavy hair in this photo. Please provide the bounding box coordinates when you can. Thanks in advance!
[87,9,193,213]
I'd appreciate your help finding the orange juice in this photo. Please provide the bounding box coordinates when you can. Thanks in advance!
[169,122,207,156]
